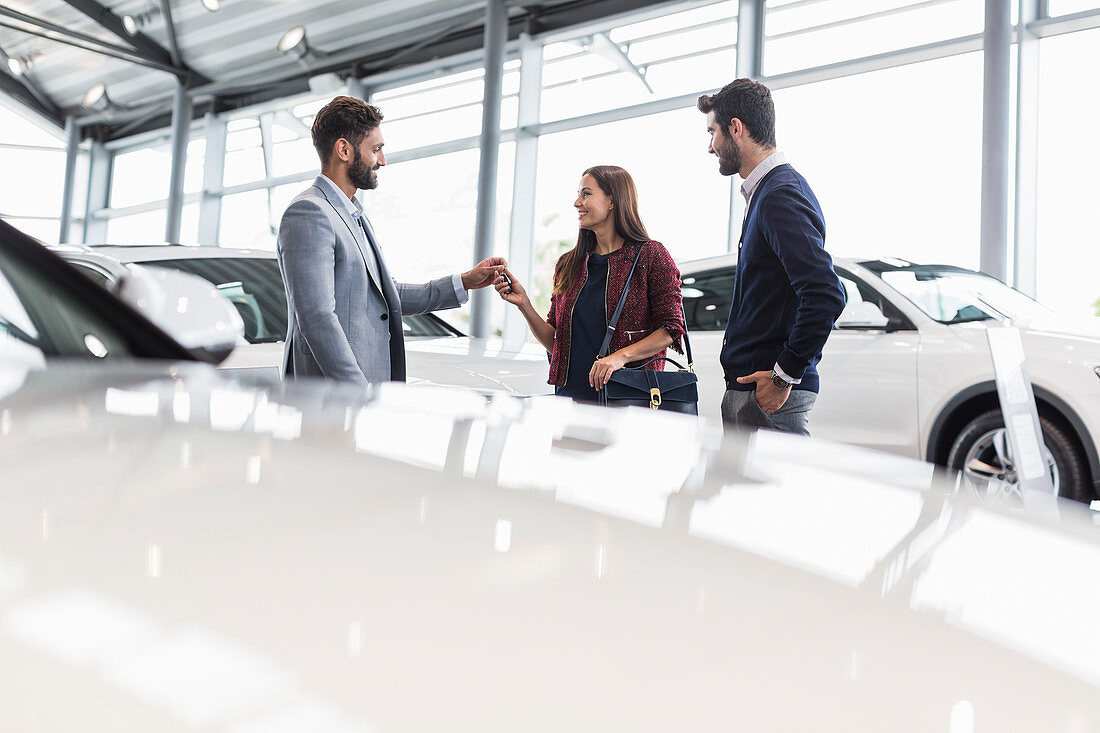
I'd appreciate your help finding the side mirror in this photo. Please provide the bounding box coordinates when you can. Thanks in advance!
[835,301,891,331]
[114,265,245,364]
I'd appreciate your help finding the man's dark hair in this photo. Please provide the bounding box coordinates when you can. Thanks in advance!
[311,95,384,167]
[697,79,776,148]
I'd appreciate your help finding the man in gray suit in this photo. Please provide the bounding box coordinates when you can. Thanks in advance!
[277,96,505,385]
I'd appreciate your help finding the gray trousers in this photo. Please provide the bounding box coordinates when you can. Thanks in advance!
[721,389,817,437]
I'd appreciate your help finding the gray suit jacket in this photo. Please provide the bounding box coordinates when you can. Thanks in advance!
[277,175,463,385]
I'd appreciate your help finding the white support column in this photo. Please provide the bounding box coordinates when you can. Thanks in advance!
[59,116,80,243]
[502,33,543,347]
[346,77,367,100]
[83,141,111,243]
[198,111,227,245]
[1013,0,1042,297]
[259,111,278,240]
[980,0,1012,282]
[165,83,193,243]
[729,0,764,253]
[470,0,507,339]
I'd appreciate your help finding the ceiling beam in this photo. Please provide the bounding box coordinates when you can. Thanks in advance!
[91,0,678,140]
[0,72,63,125]
[157,0,183,69]
[58,0,212,85]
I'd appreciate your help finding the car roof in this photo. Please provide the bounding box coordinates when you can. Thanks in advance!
[51,243,276,263]
[676,254,918,275]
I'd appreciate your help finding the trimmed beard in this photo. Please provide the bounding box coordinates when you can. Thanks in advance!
[715,135,742,177]
[349,147,379,190]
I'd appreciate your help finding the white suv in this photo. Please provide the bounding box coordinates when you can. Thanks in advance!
[680,254,1100,502]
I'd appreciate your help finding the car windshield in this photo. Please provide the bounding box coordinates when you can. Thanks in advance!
[138,256,461,342]
[141,258,289,344]
[861,261,1056,325]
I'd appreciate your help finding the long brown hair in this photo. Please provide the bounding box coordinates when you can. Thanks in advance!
[553,165,650,297]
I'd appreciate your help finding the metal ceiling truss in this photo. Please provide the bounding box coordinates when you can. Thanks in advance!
[57,0,211,85]
[0,67,62,122]
[88,0,680,141]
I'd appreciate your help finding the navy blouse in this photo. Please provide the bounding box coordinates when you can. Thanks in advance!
[556,251,610,402]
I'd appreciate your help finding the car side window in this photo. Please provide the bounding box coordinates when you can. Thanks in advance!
[402,313,459,337]
[681,267,735,331]
[834,269,913,330]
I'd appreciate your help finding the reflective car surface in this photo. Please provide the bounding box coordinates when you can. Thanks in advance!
[681,254,1100,502]
[2,361,1100,732]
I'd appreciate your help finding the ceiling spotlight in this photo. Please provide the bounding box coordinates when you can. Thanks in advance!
[82,82,110,111]
[3,50,39,77]
[122,4,161,36]
[200,0,221,10]
[277,25,326,66]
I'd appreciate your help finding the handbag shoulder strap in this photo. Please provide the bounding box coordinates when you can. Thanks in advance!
[596,242,697,371]
[681,306,694,372]
[597,243,646,358]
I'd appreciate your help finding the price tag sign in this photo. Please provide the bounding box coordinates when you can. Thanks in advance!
[986,327,1055,497]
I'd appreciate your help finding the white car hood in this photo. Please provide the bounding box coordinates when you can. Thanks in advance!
[218,337,554,396]
[1,361,1099,731]
[403,336,552,395]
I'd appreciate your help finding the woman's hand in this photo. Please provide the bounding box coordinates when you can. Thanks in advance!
[589,351,629,391]
[494,266,527,307]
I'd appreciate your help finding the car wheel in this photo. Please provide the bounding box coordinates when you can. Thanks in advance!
[946,409,1091,503]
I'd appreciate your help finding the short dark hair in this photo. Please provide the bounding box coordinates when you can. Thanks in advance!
[311,95,384,166]
[697,79,776,148]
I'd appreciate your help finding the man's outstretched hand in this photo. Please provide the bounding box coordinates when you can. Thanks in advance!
[462,257,508,290]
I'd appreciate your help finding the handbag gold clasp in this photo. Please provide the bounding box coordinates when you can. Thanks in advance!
[649,387,662,409]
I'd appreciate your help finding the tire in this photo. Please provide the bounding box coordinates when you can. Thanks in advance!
[946,409,1092,503]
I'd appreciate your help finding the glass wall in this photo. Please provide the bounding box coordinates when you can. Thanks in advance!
[772,52,984,268]
[0,101,67,243]
[1036,27,1100,317]
[540,2,737,123]
[763,0,984,76]
[57,0,1100,329]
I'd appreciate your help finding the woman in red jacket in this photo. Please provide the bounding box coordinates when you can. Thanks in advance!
[495,165,686,403]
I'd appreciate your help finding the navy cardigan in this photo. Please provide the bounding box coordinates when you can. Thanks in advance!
[722,163,846,393]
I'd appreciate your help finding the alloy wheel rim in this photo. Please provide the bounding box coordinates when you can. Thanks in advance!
[961,427,1059,497]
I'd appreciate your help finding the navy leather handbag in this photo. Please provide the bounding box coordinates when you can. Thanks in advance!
[596,245,698,415]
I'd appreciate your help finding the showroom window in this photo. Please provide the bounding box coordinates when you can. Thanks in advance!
[373,64,520,152]
[0,101,68,244]
[1036,26,1100,317]
[762,0,986,76]
[771,51,984,268]
[223,118,266,188]
[1047,0,1100,15]
[540,2,737,124]
[111,138,204,209]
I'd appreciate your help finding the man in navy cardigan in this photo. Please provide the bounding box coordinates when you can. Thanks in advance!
[698,79,846,436]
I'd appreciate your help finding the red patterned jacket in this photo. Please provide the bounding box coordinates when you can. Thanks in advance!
[545,240,686,387]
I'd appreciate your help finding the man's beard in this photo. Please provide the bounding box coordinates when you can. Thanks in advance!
[349,148,379,190]
[716,136,742,177]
